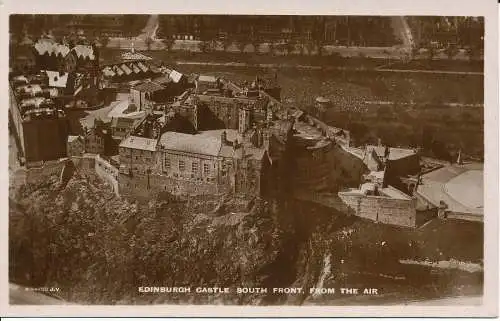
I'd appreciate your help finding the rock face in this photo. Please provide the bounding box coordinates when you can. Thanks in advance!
[9,168,484,305]
[9,170,292,304]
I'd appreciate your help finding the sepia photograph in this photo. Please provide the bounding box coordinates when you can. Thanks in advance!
[2,0,498,318]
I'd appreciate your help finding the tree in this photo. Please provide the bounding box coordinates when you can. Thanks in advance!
[162,37,175,51]
[100,36,109,48]
[466,46,478,61]
[305,41,316,56]
[411,46,420,59]
[316,40,324,56]
[236,40,246,53]
[445,44,459,60]
[222,39,232,52]
[197,40,210,53]
[250,39,260,54]
[427,45,436,61]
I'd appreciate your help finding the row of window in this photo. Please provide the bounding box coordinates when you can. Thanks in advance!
[165,157,211,175]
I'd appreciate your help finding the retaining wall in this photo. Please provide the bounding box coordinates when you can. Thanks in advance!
[338,192,417,228]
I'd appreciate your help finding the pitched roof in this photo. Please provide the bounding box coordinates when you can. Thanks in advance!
[121,51,152,61]
[152,76,172,85]
[111,116,138,129]
[34,39,71,57]
[131,63,141,74]
[119,135,158,152]
[198,75,217,83]
[72,45,95,60]
[169,70,184,83]
[45,70,69,88]
[137,61,149,73]
[120,64,132,75]
[159,131,221,157]
[133,81,165,93]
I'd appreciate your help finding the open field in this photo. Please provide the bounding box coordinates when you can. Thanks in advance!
[164,62,483,159]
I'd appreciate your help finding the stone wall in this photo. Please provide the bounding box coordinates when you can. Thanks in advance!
[338,192,417,228]
[95,155,119,195]
[23,159,67,185]
[119,172,221,199]
[328,144,368,191]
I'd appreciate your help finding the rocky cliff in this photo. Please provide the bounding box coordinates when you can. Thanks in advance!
[9,168,483,305]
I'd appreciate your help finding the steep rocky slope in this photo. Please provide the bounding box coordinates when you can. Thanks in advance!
[9,169,483,305]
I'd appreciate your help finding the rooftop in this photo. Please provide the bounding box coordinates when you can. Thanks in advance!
[416,163,483,215]
[119,135,158,152]
[198,75,218,83]
[133,81,165,93]
[121,51,152,61]
[169,70,184,83]
[366,145,417,161]
[159,131,221,157]
[45,70,69,88]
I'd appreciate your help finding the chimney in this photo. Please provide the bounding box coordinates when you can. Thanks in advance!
[221,130,228,145]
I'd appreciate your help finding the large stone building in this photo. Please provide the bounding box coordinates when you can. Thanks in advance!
[118,129,269,198]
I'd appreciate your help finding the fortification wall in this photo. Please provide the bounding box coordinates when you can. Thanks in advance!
[338,192,417,228]
[95,155,119,195]
[328,144,368,190]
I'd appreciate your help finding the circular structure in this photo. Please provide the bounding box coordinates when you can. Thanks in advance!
[293,120,332,192]
[416,163,484,219]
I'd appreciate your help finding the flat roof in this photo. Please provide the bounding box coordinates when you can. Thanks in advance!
[119,136,157,152]
[366,145,417,161]
[416,163,483,215]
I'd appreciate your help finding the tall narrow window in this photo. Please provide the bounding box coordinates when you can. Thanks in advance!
[192,162,198,173]
[203,163,210,175]
[179,160,186,172]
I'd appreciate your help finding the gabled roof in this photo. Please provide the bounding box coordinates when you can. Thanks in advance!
[72,45,95,60]
[137,62,149,73]
[131,63,141,74]
[34,40,70,57]
[120,64,132,75]
[169,70,184,83]
[45,71,69,88]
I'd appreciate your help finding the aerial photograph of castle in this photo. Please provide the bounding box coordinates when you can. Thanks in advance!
[8,14,484,306]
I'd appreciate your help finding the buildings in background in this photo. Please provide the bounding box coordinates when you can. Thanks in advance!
[9,74,69,167]
[9,14,150,39]
[157,16,398,47]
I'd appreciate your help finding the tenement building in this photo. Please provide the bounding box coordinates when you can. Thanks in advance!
[9,73,69,167]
